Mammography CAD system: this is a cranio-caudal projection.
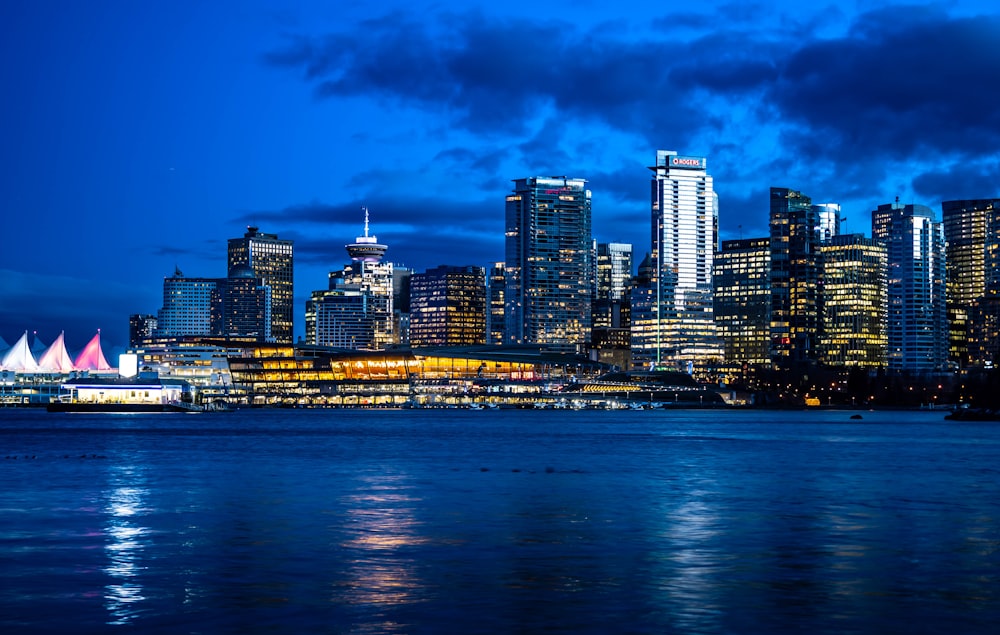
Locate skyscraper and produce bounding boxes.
[212,265,272,340]
[769,187,821,369]
[591,242,632,368]
[872,200,947,373]
[155,269,218,337]
[942,199,1000,367]
[409,265,486,347]
[818,234,887,367]
[306,212,394,350]
[487,263,506,345]
[714,237,771,369]
[504,176,592,351]
[228,227,294,343]
[633,150,720,370]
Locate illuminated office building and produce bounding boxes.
[212,265,272,341]
[872,200,947,372]
[409,265,486,347]
[505,177,592,351]
[487,263,506,345]
[942,199,1000,367]
[769,187,821,369]
[818,235,887,367]
[591,242,632,367]
[632,151,721,371]
[228,227,294,343]
[713,238,771,368]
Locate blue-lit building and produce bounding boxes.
[872,200,947,373]
[505,177,593,352]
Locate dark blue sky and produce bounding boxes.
[2,0,998,352]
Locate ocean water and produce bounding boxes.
[1,407,998,634]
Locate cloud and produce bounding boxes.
[771,10,1000,163]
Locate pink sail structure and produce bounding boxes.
[1,331,40,371]
[74,331,112,371]
[37,331,76,372]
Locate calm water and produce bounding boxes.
[1,407,998,634]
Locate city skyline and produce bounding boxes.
[2,0,999,347]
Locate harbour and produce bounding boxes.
[2,407,998,634]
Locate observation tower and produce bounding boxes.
[345,208,388,263]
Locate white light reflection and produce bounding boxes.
[334,474,428,610]
[103,469,150,625]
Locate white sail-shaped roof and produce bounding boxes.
[1,331,40,371]
[74,332,112,371]
[37,331,76,372]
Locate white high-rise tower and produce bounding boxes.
[632,150,722,371]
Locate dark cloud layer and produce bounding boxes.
[268,4,1000,215]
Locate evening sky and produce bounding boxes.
[1,0,998,351]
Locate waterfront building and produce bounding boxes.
[818,234,887,367]
[504,176,593,351]
[410,265,486,347]
[872,200,947,373]
[632,151,721,371]
[306,212,394,350]
[228,227,294,343]
[211,265,272,341]
[128,314,158,348]
[487,263,506,345]
[713,238,771,370]
[227,343,606,407]
[942,198,1000,367]
[769,187,821,369]
[155,269,219,337]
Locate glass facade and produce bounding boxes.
[410,265,486,347]
[634,150,721,371]
[942,199,1000,367]
[487,263,506,345]
[818,235,887,367]
[228,227,294,343]
[714,238,771,368]
[872,202,947,372]
[769,187,820,369]
[504,177,593,351]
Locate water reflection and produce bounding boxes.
[102,467,150,625]
[334,473,427,613]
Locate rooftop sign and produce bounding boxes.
[669,155,706,170]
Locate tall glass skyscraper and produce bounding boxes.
[818,234,887,367]
[504,177,592,351]
[942,199,1000,367]
[228,227,294,343]
[714,237,771,369]
[769,187,820,369]
[872,201,947,373]
[632,150,720,370]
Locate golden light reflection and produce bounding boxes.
[334,475,428,607]
[103,468,149,626]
